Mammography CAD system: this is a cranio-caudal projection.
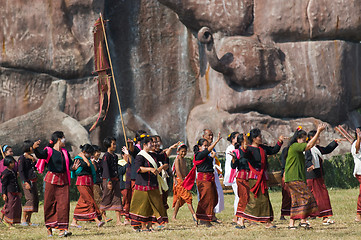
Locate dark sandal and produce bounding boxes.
[235,225,246,229]
[299,222,312,229]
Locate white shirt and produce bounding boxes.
[224,144,235,186]
[352,140,361,177]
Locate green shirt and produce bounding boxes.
[284,142,307,183]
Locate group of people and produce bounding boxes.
[225,124,361,230]
[0,124,361,236]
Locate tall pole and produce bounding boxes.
[0,145,5,159]
[100,13,128,148]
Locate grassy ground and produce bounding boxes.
[0,188,360,239]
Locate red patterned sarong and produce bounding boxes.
[196,172,218,222]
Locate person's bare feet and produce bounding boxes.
[172,217,177,221]
[124,219,131,225]
[355,215,361,222]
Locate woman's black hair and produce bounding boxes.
[154,135,162,142]
[249,128,261,144]
[140,136,153,147]
[234,134,244,149]
[49,131,65,147]
[288,129,307,148]
[103,136,116,149]
[193,138,208,153]
[227,131,239,143]
[79,144,95,154]
[92,145,101,152]
[4,156,15,167]
[134,130,147,142]
[307,130,317,140]
[22,140,34,153]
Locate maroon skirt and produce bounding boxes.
[1,192,21,224]
[235,178,250,217]
[196,172,218,221]
[307,177,333,217]
[73,185,101,221]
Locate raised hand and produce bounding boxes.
[317,123,326,132]
[122,146,129,155]
[357,128,361,139]
[72,159,81,170]
[33,140,41,149]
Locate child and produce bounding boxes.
[1,156,22,228]
[71,144,104,228]
[91,145,103,207]
[172,143,196,222]
[100,137,123,225]
[18,140,39,226]
[118,146,131,225]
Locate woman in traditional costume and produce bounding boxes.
[237,128,283,229]
[33,131,79,237]
[284,124,325,229]
[100,136,123,225]
[71,144,104,228]
[129,136,168,231]
[230,134,250,227]
[305,130,343,225]
[182,133,221,227]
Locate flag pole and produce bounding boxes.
[0,145,5,159]
[99,13,128,148]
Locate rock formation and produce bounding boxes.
[158,0,361,153]
[1,0,360,155]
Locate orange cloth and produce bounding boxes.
[172,177,193,208]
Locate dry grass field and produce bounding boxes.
[0,188,360,239]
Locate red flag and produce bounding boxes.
[89,17,111,132]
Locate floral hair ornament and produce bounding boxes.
[306,137,309,141]
[228,134,231,138]
[246,133,250,137]
[133,138,137,142]
[297,126,303,131]
[49,140,53,144]
[140,134,146,138]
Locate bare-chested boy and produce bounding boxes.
[172,143,196,222]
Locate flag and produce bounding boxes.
[89,17,111,132]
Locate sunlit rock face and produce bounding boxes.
[158,0,361,152]
[1,0,361,154]
[0,0,200,152]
